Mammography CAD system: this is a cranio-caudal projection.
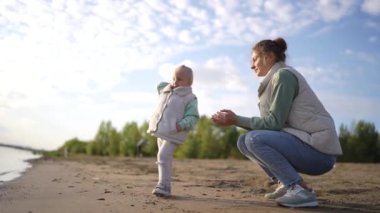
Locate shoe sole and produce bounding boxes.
[152,189,171,197]
[277,200,318,208]
[153,192,171,197]
[265,196,282,200]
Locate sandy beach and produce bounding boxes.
[0,156,379,213]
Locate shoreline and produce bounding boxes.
[0,156,379,213]
[0,147,42,183]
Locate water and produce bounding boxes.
[0,146,42,184]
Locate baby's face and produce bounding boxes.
[171,70,191,88]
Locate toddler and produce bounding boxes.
[147,65,199,197]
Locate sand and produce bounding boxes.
[0,156,379,213]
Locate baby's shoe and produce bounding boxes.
[152,184,171,197]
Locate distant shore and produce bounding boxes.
[0,142,45,153]
[0,156,379,213]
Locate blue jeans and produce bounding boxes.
[237,130,336,187]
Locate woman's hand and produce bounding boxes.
[211,109,237,126]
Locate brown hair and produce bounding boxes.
[253,37,287,62]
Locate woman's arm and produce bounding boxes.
[235,70,298,130]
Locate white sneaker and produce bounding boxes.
[276,184,318,208]
[152,184,171,197]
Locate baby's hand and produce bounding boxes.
[176,123,182,132]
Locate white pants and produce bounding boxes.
[156,138,177,187]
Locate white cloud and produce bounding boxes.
[369,36,378,43]
[161,26,177,39]
[194,57,249,92]
[178,30,197,44]
[364,20,380,34]
[264,0,295,23]
[344,49,377,64]
[293,64,348,87]
[169,0,190,10]
[158,63,179,82]
[110,91,156,106]
[361,0,380,16]
[316,0,356,22]
[308,25,333,37]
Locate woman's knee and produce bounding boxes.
[236,134,247,153]
[244,131,268,153]
[237,131,265,154]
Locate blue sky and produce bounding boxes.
[1,0,379,150]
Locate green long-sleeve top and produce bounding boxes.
[235,69,299,130]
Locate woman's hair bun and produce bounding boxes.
[273,37,287,53]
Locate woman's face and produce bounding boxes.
[251,51,274,77]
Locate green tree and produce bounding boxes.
[59,116,379,162]
[138,121,157,157]
[174,116,244,159]
[55,137,88,156]
[108,127,121,156]
[174,116,214,158]
[338,120,379,162]
[120,121,141,157]
[220,126,243,159]
[197,116,220,158]
[175,128,201,159]
[87,121,118,156]
[337,124,351,162]
[354,121,378,162]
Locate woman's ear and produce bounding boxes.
[263,52,275,65]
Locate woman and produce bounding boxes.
[211,37,342,208]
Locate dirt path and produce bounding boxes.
[0,156,379,213]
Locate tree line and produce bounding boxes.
[46,116,380,163]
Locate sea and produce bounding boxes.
[0,146,42,184]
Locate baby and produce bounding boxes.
[147,65,199,197]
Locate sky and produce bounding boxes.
[1,0,380,150]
